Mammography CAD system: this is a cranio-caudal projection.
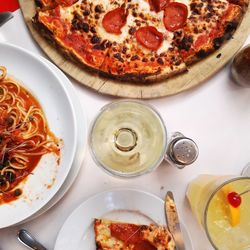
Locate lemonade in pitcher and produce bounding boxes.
[186,175,250,250]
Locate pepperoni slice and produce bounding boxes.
[110,223,143,244]
[163,2,188,32]
[102,7,127,34]
[135,26,163,51]
[149,0,170,12]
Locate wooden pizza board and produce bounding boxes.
[19,0,250,99]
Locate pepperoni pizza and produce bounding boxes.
[94,218,176,250]
[33,0,249,82]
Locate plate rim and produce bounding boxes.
[0,42,78,228]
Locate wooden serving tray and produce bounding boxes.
[19,0,250,99]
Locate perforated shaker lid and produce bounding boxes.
[168,137,198,166]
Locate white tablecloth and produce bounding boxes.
[0,10,250,250]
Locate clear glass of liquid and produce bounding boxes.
[89,100,168,178]
[186,175,250,250]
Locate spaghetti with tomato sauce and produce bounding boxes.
[0,66,60,204]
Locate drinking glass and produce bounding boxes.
[186,175,250,250]
[231,45,250,87]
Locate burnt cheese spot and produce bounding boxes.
[135,20,141,26]
[175,59,182,66]
[139,13,144,18]
[131,55,139,61]
[178,36,193,51]
[83,9,90,16]
[71,13,89,32]
[99,40,112,49]
[190,3,202,15]
[114,53,124,62]
[205,12,213,18]
[213,37,224,49]
[78,23,89,32]
[194,27,199,34]
[157,58,164,65]
[197,49,209,58]
[14,189,22,197]
[225,21,238,33]
[224,21,239,39]
[132,11,138,17]
[90,27,97,33]
[129,27,136,35]
[93,40,110,50]
[122,47,127,54]
[105,41,112,48]
[95,4,103,13]
[91,35,101,44]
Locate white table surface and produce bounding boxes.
[0,10,250,250]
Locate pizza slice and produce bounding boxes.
[94,219,176,250]
[172,1,245,65]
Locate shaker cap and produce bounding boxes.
[168,137,198,166]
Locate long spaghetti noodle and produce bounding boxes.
[0,66,60,203]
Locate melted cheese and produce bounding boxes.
[60,6,74,20]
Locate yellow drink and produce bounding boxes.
[187,175,250,250]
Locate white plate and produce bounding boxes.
[20,54,87,223]
[0,43,77,228]
[54,189,193,250]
